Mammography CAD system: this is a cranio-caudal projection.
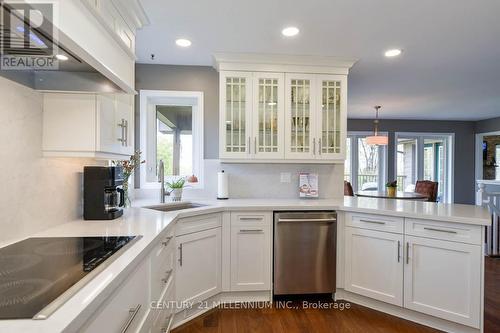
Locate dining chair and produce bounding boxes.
[344,181,354,197]
[415,180,439,202]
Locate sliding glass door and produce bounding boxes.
[345,133,387,192]
[395,133,453,203]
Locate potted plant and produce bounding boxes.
[112,150,145,207]
[167,178,186,202]
[386,180,397,197]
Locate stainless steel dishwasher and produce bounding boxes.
[274,211,337,295]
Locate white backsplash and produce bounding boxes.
[0,77,101,245]
[135,159,344,201]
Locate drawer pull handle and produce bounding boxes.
[178,244,183,267]
[359,219,386,225]
[162,236,173,246]
[161,269,174,283]
[239,229,264,233]
[120,304,141,333]
[423,227,457,234]
[239,217,264,221]
[278,218,336,223]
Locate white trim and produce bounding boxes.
[346,131,389,192]
[139,90,204,190]
[213,53,357,75]
[475,130,500,183]
[394,132,455,203]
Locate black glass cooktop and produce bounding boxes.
[0,236,138,320]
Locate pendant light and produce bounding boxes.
[366,105,388,145]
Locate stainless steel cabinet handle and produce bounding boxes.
[406,242,410,264]
[178,244,183,266]
[161,269,173,283]
[423,227,457,234]
[117,119,126,145]
[359,219,386,225]
[397,241,401,263]
[248,137,251,154]
[254,137,257,154]
[123,120,128,146]
[318,138,322,155]
[162,236,173,246]
[239,217,263,221]
[313,138,316,155]
[278,218,337,223]
[120,304,141,333]
[239,229,264,233]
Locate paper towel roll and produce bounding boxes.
[217,170,229,200]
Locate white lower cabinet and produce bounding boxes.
[230,212,272,291]
[344,227,403,306]
[344,214,483,330]
[404,235,481,328]
[81,260,149,333]
[175,227,222,305]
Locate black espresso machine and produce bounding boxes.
[84,166,125,220]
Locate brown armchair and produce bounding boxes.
[415,180,439,202]
[344,181,354,197]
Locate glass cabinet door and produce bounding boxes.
[220,72,252,158]
[253,73,284,158]
[317,75,346,159]
[285,74,316,159]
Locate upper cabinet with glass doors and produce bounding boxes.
[215,53,355,163]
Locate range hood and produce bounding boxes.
[0,2,127,93]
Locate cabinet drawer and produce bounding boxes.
[176,213,222,236]
[231,212,272,225]
[405,218,482,245]
[151,230,175,300]
[346,212,403,234]
[81,260,148,333]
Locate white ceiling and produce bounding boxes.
[136,0,500,121]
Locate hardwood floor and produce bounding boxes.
[173,257,500,333]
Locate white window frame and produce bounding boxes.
[346,131,388,192]
[475,130,500,183]
[139,90,204,189]
[394,132,454,203]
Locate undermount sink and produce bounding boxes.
[144,202,207,212]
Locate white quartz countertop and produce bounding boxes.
[0,196,490,332]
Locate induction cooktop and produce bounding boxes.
[0,236,141,320]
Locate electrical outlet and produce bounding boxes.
[280,172,291,183]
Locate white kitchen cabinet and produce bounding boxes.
[175,228,222,305]
[404,235,482,328]
[344,227,404,306]
[43,92,134,159]
[215,54,354,163]
[81,260,149,333]
[252,72,285,159]
[284,74,346,161]
[219,71,253,159]
[230,212,272,291]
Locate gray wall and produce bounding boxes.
[348,119,476,204]
[135,64,219,159]
[475,116,500,134]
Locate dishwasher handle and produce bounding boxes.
[278,218,336,223]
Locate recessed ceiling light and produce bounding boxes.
[384,49,402,57]
[281,26,299,37]
[175,38,192,47]
[55,54,68,61]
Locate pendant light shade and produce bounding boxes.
[366,105,388,146]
